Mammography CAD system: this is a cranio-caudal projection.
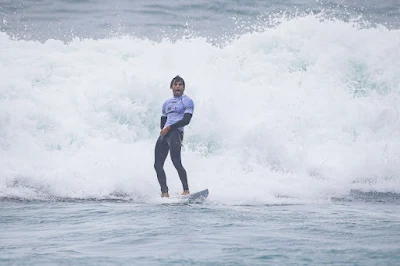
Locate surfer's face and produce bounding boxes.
[171,81,184,97]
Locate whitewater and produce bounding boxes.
[1,15,400,204]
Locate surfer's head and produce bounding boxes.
[170,75,185,88]
[170,75,185,97]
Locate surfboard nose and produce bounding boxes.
[186,188,209,203]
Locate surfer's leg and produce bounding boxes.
[154,136,169,193]
[168,130,189,191]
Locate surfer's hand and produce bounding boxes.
[160,126,171,136]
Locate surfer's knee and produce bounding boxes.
[171,157,183,168]
[154,162,162,171]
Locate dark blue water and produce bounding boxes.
[1,199,400,265]
[1,0,400,41]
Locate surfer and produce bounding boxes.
[154,75,194,198]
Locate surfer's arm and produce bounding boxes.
[160,116,167,129]
[160,100,168,129]
[169,113,192,129]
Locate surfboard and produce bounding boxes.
[183,188,209,203]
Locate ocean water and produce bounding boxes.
[1,0,400,265]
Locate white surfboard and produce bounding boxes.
[183,188,209,203]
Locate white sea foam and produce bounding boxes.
[1,15,399,203]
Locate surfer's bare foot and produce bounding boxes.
[161,192,169,198]
[182,190,190,195]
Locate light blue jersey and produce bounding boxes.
[162,94,194,132]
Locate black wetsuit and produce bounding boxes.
[154,113,192,193]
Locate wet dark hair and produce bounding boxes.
[170,75,185,88]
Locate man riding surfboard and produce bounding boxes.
[154,75,194,198]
